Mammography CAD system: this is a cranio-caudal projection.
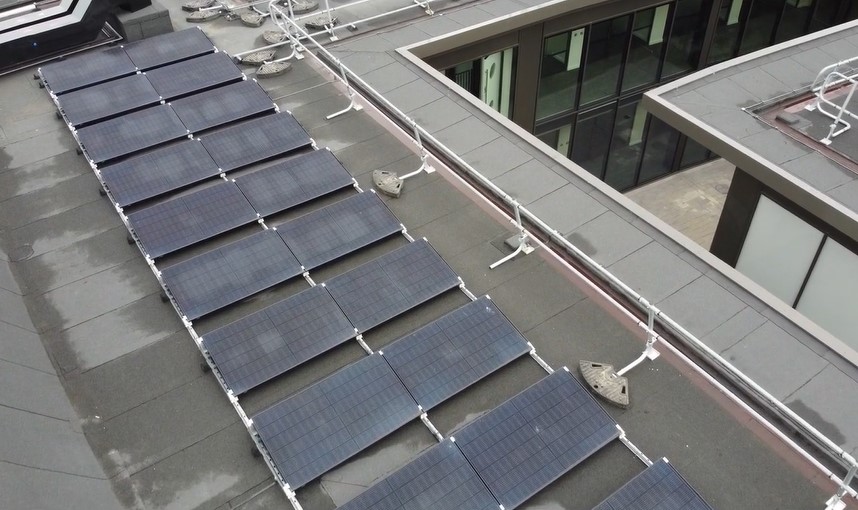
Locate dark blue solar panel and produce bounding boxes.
[40,46,137,94]
[233,149,353,217]
[277,192,402,270]
[76,104,189,164]
[170,80,275,133]
[127,181,258,258]
[123,28,214,70]
[199,113,312,171]
[203,285,355,395]
[58,74,160,127]
[454,369,619,510]
[160,229,302,320]
[144,52,243,99]
[325,239,461,333]
[593,459,714,510]
[99,139,221,207]
[339,439,499,510]
[383,297,530,410]
[252,354,420,489]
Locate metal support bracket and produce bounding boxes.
[490,202,534,269]
[373,120,434,197]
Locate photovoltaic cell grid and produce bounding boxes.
[127,181,258,259]
[144,52,243,99]
[58,74,160,127]
[76,104,189,164]
[169,80,276,133]
[202,285,355,395]
[122,28,214,70]
[454,369,620,510]
[339,439,499,510]
[593,459,714,510]
[277,192,402,270]
[99,139,221,207]
[252,354,420,489]
[325,239,461,333]
[40,46,137,94]
[383,297,530,411]
[233,149,353,217]
[200,113,312,171]
[160,229,302,320]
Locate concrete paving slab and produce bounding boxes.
[722,321,829,400]
[760,56,817,89]
[0,258,20,294]
[493,158,567,204]
[828,179,858,213]
[0,358,74,419]
[701,306,768,353]
[608,242,701,303]
[463,136,533,179]
[384,78,445,112]
[0,130,78,171]
[339,51,397,74]
[272,82,343,115]
[0,287,35,331]
[0,320,53,373]
[446,240,543,296]
[416,13,463,36]
[528,185,608,235]
[0,150,92,202]
[408,96,471,132]
[442,5,495,26]
[0,461,119,510]
[695,78,758,109]
[435,114,500,154]
[379,25,432,48]
[362,61,419,93]
[303,109,387,151]
[411,202,508,257]
[380,175,471,228]
[739,128,812,164]
[333,131,416,175]
[787,365,858,454]
[0,109,65,146]
[0,171,101,229]
[730,69,793,101]
[782,153,856,193]
[567,211,652,267]
[657,276,748,339]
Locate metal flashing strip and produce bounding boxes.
[144,51,244,100]
[199,113,312,172]
[593,458,714,510]
[122,27,215,71]
[75,104,188,164]
[169,80,276,134]
[252,354,421,489]
[57,73,160,127]
[202,285,355,395]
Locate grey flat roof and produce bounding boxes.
[0,2,856,509]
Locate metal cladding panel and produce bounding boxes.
[234,149,353,217]
[325,239,461,333]
[127,181,258,258]
[454,370,619,510]
[339,439,499,510]
[199,113,312,171]
[123,28,215,70]
[58,74,161,127]
[593,459,714,510]
[160,229,302,320]
[144,52,243,99]
[202,285,355,394]
[76,104,188,164]
[99,139,220,207]
[383,297,530,411]
[252,354,420,489]
[40,46,137,94]
[277,192,402,270]
[169,80,275,133]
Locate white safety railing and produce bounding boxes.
[805,56,858,145]
[267,6,858,508]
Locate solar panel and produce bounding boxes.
[252,354,420,489]
[170,80,276,133]
[454,369,619,510]
[76,104,189,164]
[57,74,161,127]
[593,459,714,510]
[160,229,302,320]
[233,149,353,217]
[127,181,258,259]
[199,113,312,172]
[325,239,461,333]
[383,297,530,411]
[39,46,137,94]
[339,439,499,510]
[122,28,215,70]
[202,285,355,395]
[144,52,243,99]
[99,139,221,207]
[277,192,402,270]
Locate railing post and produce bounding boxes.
[826,463,857,510]
[490,201,534,269]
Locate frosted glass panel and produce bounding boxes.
[736,196,823,305]
[796,239,858,349]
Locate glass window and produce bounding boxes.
[663,0,710,77]
[480,47,516,119]
[775,0,813,43]
[537,123,573,158]
[622,5,670,91]
[738,0,782,55]
[605,100,647,190]
[571,105,616,178]
[678,136,712,169]
[580,15,631,106]
[809,0,843,31]
[446,61,478,95]
[637,116,680,183]
[708,0,746,64]
[536,29,584,121]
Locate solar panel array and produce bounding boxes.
[594,459,714,510]
[59,74,161,127]
[252,354,421,488]
[145,52,244,99]
[200,113,312,171]
[277,191,402,270]
[122,28,215,70]
[169,80,276,133]
[76,104,189,164]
